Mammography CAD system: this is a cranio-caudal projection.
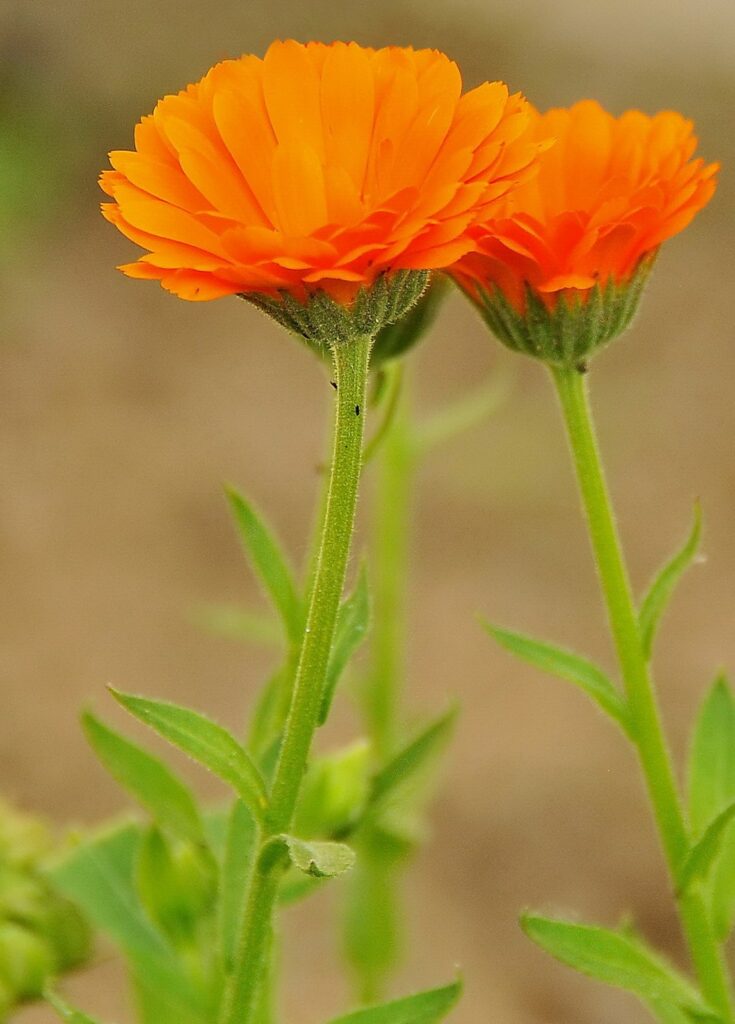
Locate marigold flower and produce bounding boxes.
[100,40,540,317]
[452,100,719,365]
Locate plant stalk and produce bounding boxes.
[551,364,734,1022]
[221,334,372,1024]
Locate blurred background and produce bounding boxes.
[1,1,734,1021]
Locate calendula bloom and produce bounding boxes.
[100,39,540,336]
[452,100,719,365]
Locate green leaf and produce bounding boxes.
[344,858,401,1002]
[45,990,104,1024]
[483,622,630,734]
[262,835,356,879]
[218,800,256,971]
[325,979,461,1024]
[320,564,371,724]
[372,706,457,806]
[677,802,735,895]
[192,603,281,647]
[225,486,302,643]
[110,690,268,820]
[639,504,702,659]
[522,914,713,1017]
[688,676,735,941]
[82,713,204,844]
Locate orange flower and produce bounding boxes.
[453,99,719,312]
[100,40,541,304]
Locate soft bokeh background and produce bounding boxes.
[1,1,734,1021]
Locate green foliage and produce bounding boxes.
[677,803,735,896]
[371,706,457,807]
[483,622,630,733]
[110,690,268,821]
[344,858,401,1004]
[261,835,356,879]
[225,486,303,644]
[45,990,105,1024]
[319,565,371,724]
[325,979,462,1024]
[295,741,371,840]
[191,605,281,647]
[688,676,735,940]
[522,914,715,1020]
[639,504,702,660]
[217,801,257,971]
[82,713,204,845]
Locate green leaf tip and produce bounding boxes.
[325,978,462,1023]
[677,801,735,895]
[225,484,303,643]
[109,688,268,821]
[639,502,703,659]
[371,703,458,806]
[482,620,630,734]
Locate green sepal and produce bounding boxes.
[225,486,303,644]
[639,503,702,659]
[472,256,653,368]
[260,835,356,879]
[522,914,715,1019]
[242,270,430,352]
[82,712,204,845]
[687,675,735,940]
[677,802,735,896]
[482,621,630,734]
[110,689,268,821]
[319,564,371,724]
[325,979,462,1024]
[371,276,448,366]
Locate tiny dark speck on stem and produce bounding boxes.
[355,404,361,416]
[330,381,337,390]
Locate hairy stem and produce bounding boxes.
[551,364,733,1022]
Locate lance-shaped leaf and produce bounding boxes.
[483,622,630,734]
[45,991,104,1024]
[371,705,457,806]
[320,565,371,724]
[325,979,461,1024]
[110,690,268,821]
[261,835,356,879]
[225,485,302,643]
[688,675,735,941]
[677,802,735,895]
[639,504,702,659]
[82,713,204,844]
[192,603,281,647]
[522,915,714,1018]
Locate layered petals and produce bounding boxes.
[452,99,719,311]
[101,40,542,302]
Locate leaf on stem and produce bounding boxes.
[225,486,303,643]
[82,713,204,845]
[522,914,714,1018]
[687,675,735,940]
[371,705,458,806]
[261,835,356,879]
[319,564,371,724]
[325,979,462,1023]
[45,990,105,1024]
[482,622,631,734]
[110,689,268,821]
[638,503,702,660]
[677,802,735,895]
[191,603,282,647]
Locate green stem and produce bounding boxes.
[221,334,372,1024]
[551,364,734,1022]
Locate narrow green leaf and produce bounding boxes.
[45,991,104,1024]
[218,800,256,971]
[372,706,457,805]
[82,713,204,844]
[262,835,356,879]
[483,622,630,733]
[688,675,735,940]
[320,565,371,724]
[192,603,281,647]
[344,859,401,1002]
[110,690,268,820]
[326,979,461,1024]
[522,914,712,1017]
[225,486,302,642]
[677,802,735,895]
[639,504,702,659]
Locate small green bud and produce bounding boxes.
[135,828,216,947]
[0,922,54,1000]
[295,741,371,840]
[471,256,654,369]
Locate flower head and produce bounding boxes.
[452,100,718,365]
[100,40,540,313]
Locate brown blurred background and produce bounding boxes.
[1,1,734,1021]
